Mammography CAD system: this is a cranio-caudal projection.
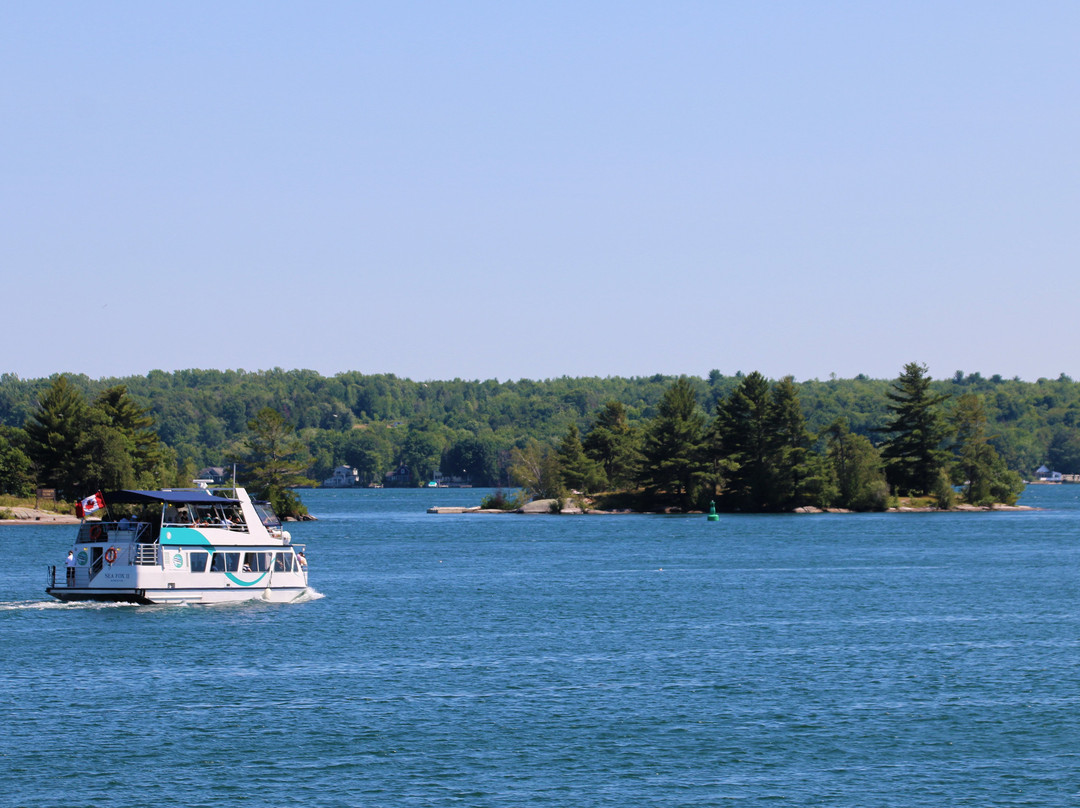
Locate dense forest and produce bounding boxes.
[0,365,1076,511]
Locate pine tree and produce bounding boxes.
[582,400,639,488]
[768,376,814,508]
[712,371,776,510]
[83,385,172,490]
[639,378,707,507]
[23,375,90,499]
[557,424,604,493]
[952,392,1024,505]
[709,373,816,511]
[238,408,312,516]
[880,362,951,496]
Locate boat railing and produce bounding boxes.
[162,520,249,533]
[133,544,161,566]
[49,563,96,589]
[78,522,108,543]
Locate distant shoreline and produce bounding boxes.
[428,499,1036,515]
[0,507,79,525]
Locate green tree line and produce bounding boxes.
[538,363,1023,511]
[0,365,1070,508]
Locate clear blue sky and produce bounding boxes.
[3,2,1078,383]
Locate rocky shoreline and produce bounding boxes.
[429,499,1034,515]
[0,507,80,525]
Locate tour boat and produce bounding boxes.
[46,486,309,605]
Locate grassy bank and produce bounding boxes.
[0,495,74,515]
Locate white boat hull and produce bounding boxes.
[46,584,310,605]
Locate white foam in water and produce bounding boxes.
[0,591,323,610]
[0,600,134,611]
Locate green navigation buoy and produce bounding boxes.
[707,500,719,522]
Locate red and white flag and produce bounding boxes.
[80,491,105,515]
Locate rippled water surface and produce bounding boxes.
[3,486,1080,807]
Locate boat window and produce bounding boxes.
[194,506,226,526]
[274,552,292,572]
[224,552,240,572]
[210,553,225,572]
[163,505,193,525]
[242,552,271,572]
[190,551,209,573]
[254,502,282,529]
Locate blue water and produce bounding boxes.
[3,486,1080,807]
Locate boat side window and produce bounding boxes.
[164,506,185,525]
[224,552,240,572]
[274,552,292,572]
[190,551,209,573]
[210,553,225,572]
[243,552,271,572]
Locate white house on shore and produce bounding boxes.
[1035,465,1063,483]
[323,465,360,488]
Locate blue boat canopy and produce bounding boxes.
[104,489,240,506]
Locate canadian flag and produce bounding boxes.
[80,491,105,515]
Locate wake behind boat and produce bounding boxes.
[46,486,309,605]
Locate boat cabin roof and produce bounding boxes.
[104,489,241,506]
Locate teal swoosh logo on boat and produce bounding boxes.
[225,571,269,587]
[162,528,270,586]
[161,528,212,546]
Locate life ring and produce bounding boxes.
[104,547,118,564]
[90,525,104,541]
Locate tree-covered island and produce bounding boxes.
[523,363,1022,513]
[1,362,1074,515]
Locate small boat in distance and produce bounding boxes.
[46,486,309,605]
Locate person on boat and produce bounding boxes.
[65,551,76,584]
[296,551,307,569]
